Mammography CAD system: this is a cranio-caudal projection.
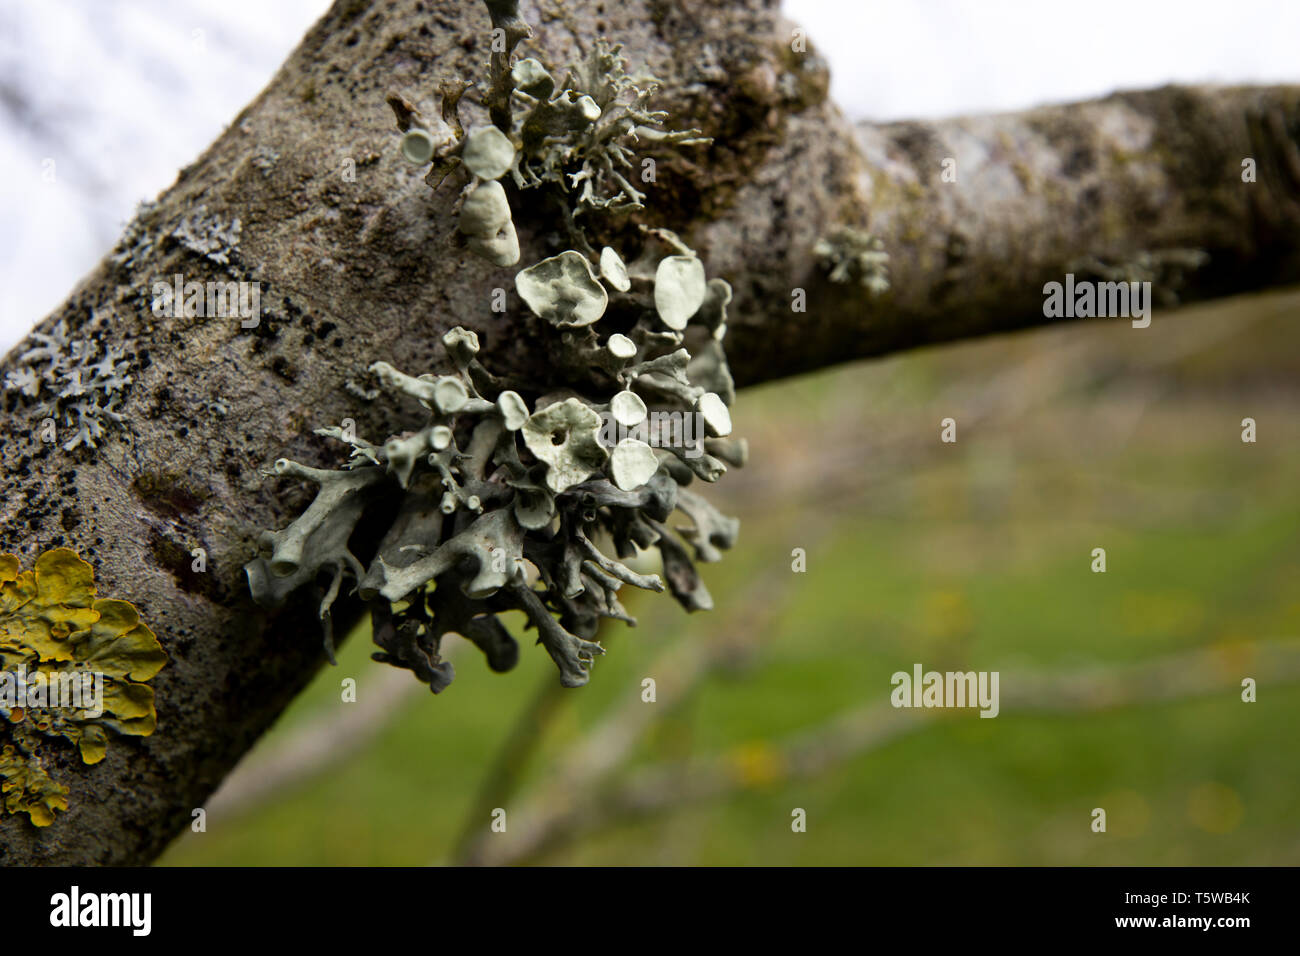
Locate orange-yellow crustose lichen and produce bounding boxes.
[0,549,165,826]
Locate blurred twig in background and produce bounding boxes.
[446,514,839,864]
[203,662,425,825]
[450,673,568,863]
[463,640,1300,865]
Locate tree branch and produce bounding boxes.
[714,83,1300,383]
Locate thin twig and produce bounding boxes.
[472,639,1299,865]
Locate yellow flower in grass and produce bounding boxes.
[728,740,786,789]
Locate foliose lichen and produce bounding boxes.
[507,41,710,215]
[1066,248,1209,307]
[815,226,891,294]
[170,204,243,267]
[2,314,135,451]
[393,1,708,262]
[0,549,166,826]
[110,197,247,279]
[246,0,744,694]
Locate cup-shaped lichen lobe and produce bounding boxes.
[516,251,609,328]
[461,126,516,181]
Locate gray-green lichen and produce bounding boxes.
[171,204,242,267]
[516,251,608,326]
[245,1,742,693]
[392,15,709,265]
[109,198,248,280]
[1066,248,1209,307]
[509,42,710,214]
[2,314,134,451]
[815,226,891,294]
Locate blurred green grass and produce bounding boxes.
[161,288,1300,865]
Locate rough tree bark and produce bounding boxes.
[0,0,1297,864]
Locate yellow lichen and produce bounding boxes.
[0,745,68,826]
[0,548,165,826]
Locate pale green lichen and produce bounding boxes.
[654,254,708,330]
[815,226,891,294]
[609,438,658,491]
[0,549,166,826]
[171,204,242,266]
[599,246,631,292]
[1066,248,1209,307]
[3,316,135,451]
[461,126,517,180]
[510,42,710,214]
[400,128,436,165]
[516,251,608,327]
[521,397,609,493]
[389,10,708,264]
[609,389,647,427]
[246,1,742,694]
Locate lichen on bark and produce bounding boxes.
[0,549,165,826]
[245,0,744,693]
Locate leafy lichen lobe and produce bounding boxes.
[0,549,166,826]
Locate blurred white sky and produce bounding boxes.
[2,0,1298,352]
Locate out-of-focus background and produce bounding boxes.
[1,1,1296,864]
